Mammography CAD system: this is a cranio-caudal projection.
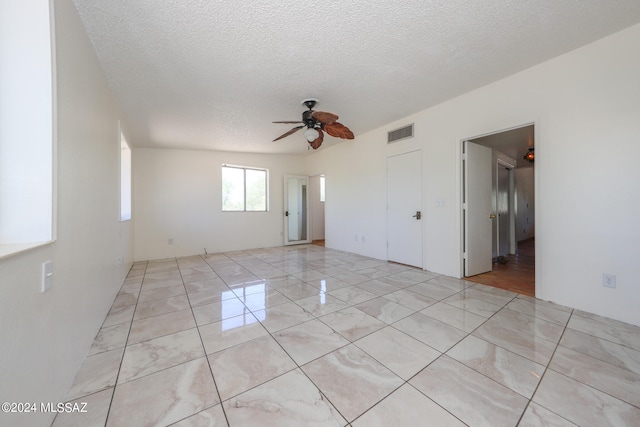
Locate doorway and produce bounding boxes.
[284,175,310,245]
[462,124,535,296]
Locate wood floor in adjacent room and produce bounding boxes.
[465,238,535,297]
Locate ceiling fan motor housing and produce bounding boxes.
[302,110,318,128]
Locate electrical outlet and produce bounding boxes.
[602,273,616,289]
[361,236,365,243]
[354,235,358,242]
[168,238,174,245]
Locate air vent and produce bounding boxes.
[387,124,414,143]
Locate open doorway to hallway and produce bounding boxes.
[463,125,535,296]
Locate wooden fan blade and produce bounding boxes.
[273,125,303,141]
[273,121,303,124]
[309,129,324,149]
[323,122,354,139]
[312,111,339,125]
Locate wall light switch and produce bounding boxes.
[42,261,53,292]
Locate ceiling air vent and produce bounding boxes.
[387,124,414,144]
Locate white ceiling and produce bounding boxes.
[71,0,640,154]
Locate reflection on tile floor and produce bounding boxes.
[53,245,640,426]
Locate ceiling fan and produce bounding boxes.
[273,99,354,149]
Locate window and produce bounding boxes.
[0,1,54,257]
[222,165,268,211]
[120,129,132,221]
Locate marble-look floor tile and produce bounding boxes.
[405,281,460,301]
[294,293,350,317]
[66,348,123,400]
[382,289,436,311]
[410,355,528,427]
[352,279,399,296]
[489,309,565,344]
[184,278,228,294]
[138,284,186,303]
[420,302,487,332]
[328,285,378,305]
[472,319,557,365]
[102,304,136,328]
[351,383,465,427]
[133,294,190,321]
[53,388,114,427]
[192,298,251,326]
[302,345,403,422]
[223,369,345,427]
[199,313,267,354]
[393,312,467,352]
[277,282,323,300]
[567,312,640,352]
[291,269,328,282]
[88,323,130,355]
[208,335,296,400]
[228,280,271,298]
[128,308,196,345]
[465,284,517,306]
[119,328,204,384]
[170,404,227,426]
[532,370,640,426]
[187,287,236,307]
[355,297,415,324]
[252,301,315,332]
[446,335,545,398]
[506,297,571,325]
[262,276,305,290]
[354,326,440,380]
[332,272,371,286]
[549,345,640,407]
[107,358,218,427]
[518,402,576,427]
[560,328,640,375]
[319,307,386,341]
[110,292,138,309]
[304,277,351,292]
[239,288,290,311]
[441,292,503,318]
[274,319,350,365]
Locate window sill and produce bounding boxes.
[0,241,53,261]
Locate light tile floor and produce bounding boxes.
[53,245,640,426]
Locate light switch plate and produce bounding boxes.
[42,261,53,292]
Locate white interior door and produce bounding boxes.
[387,151,423,268]
[284,175,310,245]
[464,141,493,276]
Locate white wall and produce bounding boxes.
[0,1,133,426]
[134,148,308,260]
[307,24,640,326]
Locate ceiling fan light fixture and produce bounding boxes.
[304,127,319,142]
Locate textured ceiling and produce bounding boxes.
[71,0,640,154]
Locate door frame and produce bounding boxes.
[283,175,311,246]
[458,121,538,295]
[386,150,424,268]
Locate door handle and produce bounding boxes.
[412,211,421,220]
[489,214,496,219]
[285,211,289,217]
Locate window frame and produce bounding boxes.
[221,164,269,212]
